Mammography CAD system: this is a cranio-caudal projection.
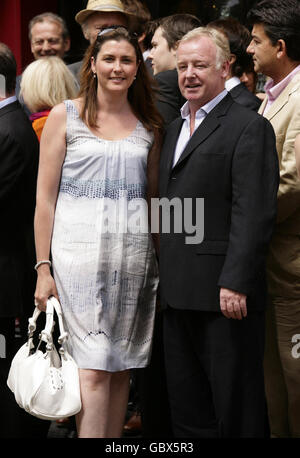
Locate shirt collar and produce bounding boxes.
[265,64,300,102]
[180,89,228,120]
[225,76,241,91]
[143,49,150,61]
[0,95,17,110]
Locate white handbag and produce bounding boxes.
[7,296,82,421]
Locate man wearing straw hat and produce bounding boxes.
[69,0,134,80]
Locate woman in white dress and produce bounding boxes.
[34,26,162,438]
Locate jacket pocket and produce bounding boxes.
[196,240,228,255]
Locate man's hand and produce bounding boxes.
[220,288,247,320]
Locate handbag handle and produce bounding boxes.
[28,297,69,348]
[39,299,56,345]
[27,307,42,336]
[47,296,69,344]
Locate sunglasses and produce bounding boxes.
[97,25,138,39]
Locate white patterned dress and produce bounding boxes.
[51,100,158,371]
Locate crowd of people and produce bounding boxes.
[0,0,299,440]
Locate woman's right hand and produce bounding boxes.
[34,265,59,312]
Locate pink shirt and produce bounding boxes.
[264,64,300,114]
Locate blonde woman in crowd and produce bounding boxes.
[20,56,77,140]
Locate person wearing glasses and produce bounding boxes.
[33,26,162,438]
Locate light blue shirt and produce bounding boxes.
[173,89,228,167]
[0,95,17,110]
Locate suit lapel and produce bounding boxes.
[165,117,184,174]
[174,116,220,168]
[258,96,267,115]
[259,73,300,119]
[174,94,233,169]
[160,117,183,196]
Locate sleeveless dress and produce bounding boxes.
[51,100,158,371]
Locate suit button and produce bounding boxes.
[171,177,177,180]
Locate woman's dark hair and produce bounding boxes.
[247,0,300,62]
[160,14,202,50]
[79,27,163,201]
[208,17,253,77]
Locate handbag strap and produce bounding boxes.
[39,300,55,345]
[47,296,69,344]
[27,307,42,336]
[28,297,69,348]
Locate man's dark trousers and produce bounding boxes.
[163,307,266,437]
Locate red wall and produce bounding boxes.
[0,0,22,73]
[0,0,58,75]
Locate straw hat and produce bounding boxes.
[75,0,134,25]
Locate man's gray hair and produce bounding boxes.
[179,26,231,69]
[28,12,69,41]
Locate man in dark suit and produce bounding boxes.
[159,27,279,437]
[132,14,203,440]
[209,17,261,111]
[0,43,45,437]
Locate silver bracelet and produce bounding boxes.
[34,260,52,271]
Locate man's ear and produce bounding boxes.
[138,32,146,45]
[83,28,90,42]
[171,41,179,56]
[276,39,287,59]
[221,60,230,79]
[229,54,236,66]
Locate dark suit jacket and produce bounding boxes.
[154,69,186,126]
[159,94,279,312]
[67,60,82,84]
[229,82,261,111]
[15,75,31,117]
[0,101,39,317]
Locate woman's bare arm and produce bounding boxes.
[34,103,67,311]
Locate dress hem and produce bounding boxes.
[76,362,151,372]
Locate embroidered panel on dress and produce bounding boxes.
[60,177,146,200]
